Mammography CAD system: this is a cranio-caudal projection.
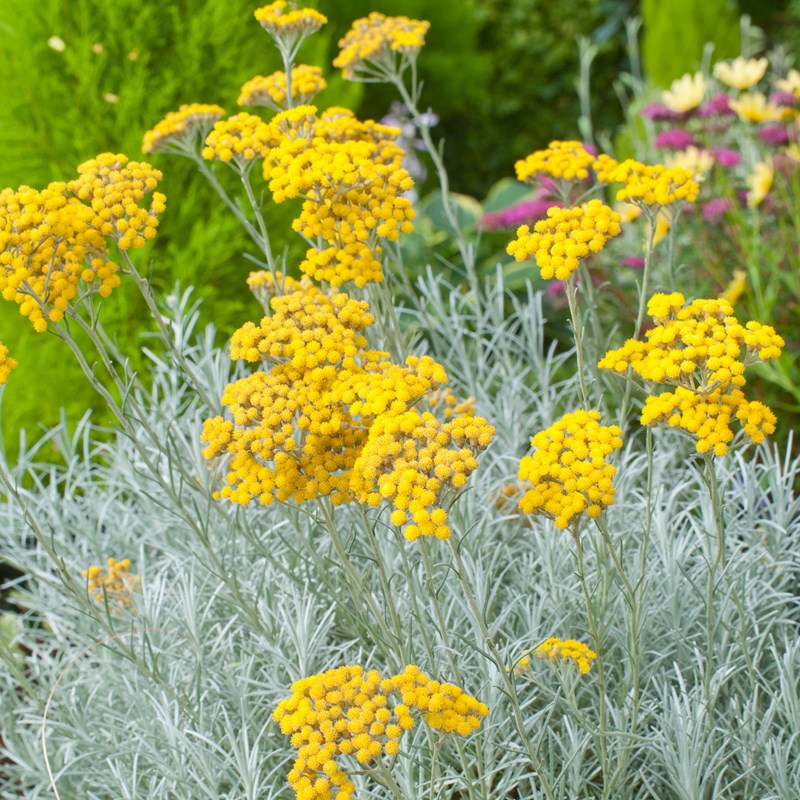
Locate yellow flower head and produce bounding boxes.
[333,12,430,79]
[68,153,166,252]
[598,158,700,208]
[264,106,414,287]
[728,92,786,124]
[202,279,492,515]
[776,68,800,98]
[82,557,140,609]
[274,665,486,800]
[514,141,596,183]
[0,154,165,330]
[506,199,622,281]
[721,270,747,306]
[142,103,225,154]
[713,56,768,90]
[664,146,715,180]
[350,406,495,541]
[746,158,774,208]
[0,341,17,385]
[599,292,784,455]
[254,2,327,43]
[661,71,706,113]
[238,65,327,110]
[517,409,623,529]
[534,637,597,675]
[202,113,278,166]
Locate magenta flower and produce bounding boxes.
[480,197,563,231]
[770,90,800,108]
[654,129,695,149]
[699,93,734,117]
[702,198,733,222]
[620,256,645,269]
[641,102,682,122]
[713,148,740,167]
[757,125,790,147]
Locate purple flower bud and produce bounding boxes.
[480,198,563,231]
[641,102,682,122]
[702,198,733,222]
[757,125,790,147]
[620,256,645,269]
[713,147,740,167]
[699,93,734,117]
[654,129,695,149]
[769,91,800,108]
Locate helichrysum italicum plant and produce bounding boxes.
[2,6,799,800]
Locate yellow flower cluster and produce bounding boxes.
[534,637,597,675]
[350,408,495,541]
[274,664,487,800]
[202,112,278,166]
[254,2,327,40]
[514,141,596,183]
[202,278,494,525]
[333,12,430,79]
[594,157,700,208]
[263,106,415,286]
[506,199,622,281]
[0,341,17,385]
[68,153,166,251]
[517,410,623,529]
[142,103,225,154]
[1,154,165,330]
[238,66,327,110]
[81,557,140,607]
[599,293,783,455]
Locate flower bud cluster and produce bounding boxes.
[594,157,700,207]
[517,409,623,529]
[263,106,415,286]
[81,557,140,607]
[238,66,327,111]
[350,407,495,541]
[534,637,597,675]
[254,2,327,42]
[142,103,225,154]
[1,154,164,330]
[0,341,16,385]
[333,13,430,79]
[202,112,279,166]
[68,153,166,251]
[514,140,596,183]
[599,293,783,455]
[274,664,486,800]
[202,278,494,528]
[506,199,622,281]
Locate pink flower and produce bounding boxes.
[713,148,740,167]
[757,125,790,147]
[620,256,645,269]
[641,102,682,122]
[654,129,695,149]
[702,198,733,222]
[699,93,734,117]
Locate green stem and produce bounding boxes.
[447,537,557,800]
[565,277,591,410]
[574,530,609,791]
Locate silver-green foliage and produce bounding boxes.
[1,273,799,799]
